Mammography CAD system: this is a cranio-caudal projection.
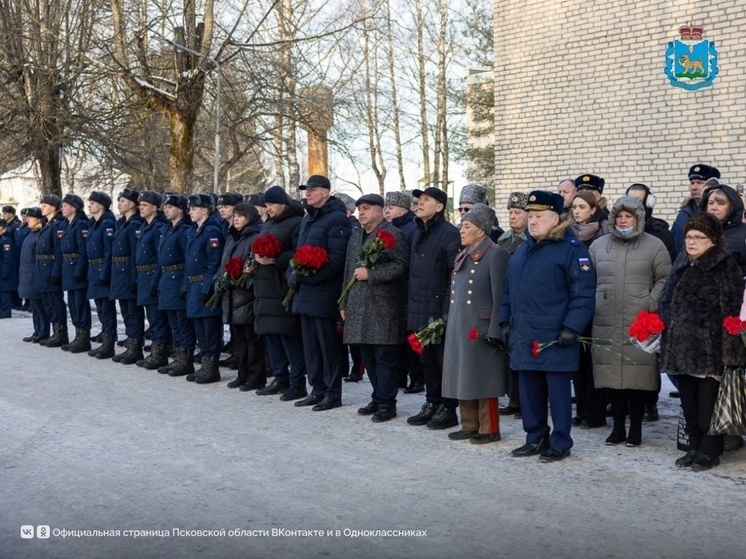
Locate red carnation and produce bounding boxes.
[224,257,245,279]
[723,316,743,336]
[531,340,541,358]
[468,327,479,341]
[629,311,664,342]
[376,229,397,250]
[408,332,425,355]
[291,245,329,274]
[252,234,283,259]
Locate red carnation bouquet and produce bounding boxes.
[205,257,254,308]
[281,244,330,310]
[338,229,397,304]
[723,316,746,347]
[407,317,444,355]
[252,233,283,259]
[629,311,665,353]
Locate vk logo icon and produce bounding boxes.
[20,525,34,539]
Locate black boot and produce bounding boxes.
[140,343,169,370]
[112,338,131,363]
[158,347,181,374]
[94,333,116,360]
[407,402,439,426]
[68,329,91,353]
[169,349,195,378]
[45,323,69,348]
[372,404,397,423]
[605,422,627,445]
[195,354,221,384]
[61,327,81,351]
[625,392,645,447]
[119,338,144,365]
[426,404,459,430]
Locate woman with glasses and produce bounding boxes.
[659,213,745,470]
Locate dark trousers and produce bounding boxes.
[573,344,606,425]
[0,291,12,317]
[340,342,364,377]
[166,309,195,351]
[507,369,520,409]
[359,344,399,405]
[300,315,343,400]
[118,298,144,339]
[231,323,266,387]
[66,288,91,329]
[194,316,222,356]
[265,333,306,387]
[421,343,457,409]
[608,388,648,426]
[144,303,170,344]
[93,297,117,335]
[519,370,573,451]
[678,374,724,457]
[30,299,50,339]
[397,339,424,387]
[41,290,66,324]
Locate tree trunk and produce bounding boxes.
[386,0,406,190]
[414,0,430,188]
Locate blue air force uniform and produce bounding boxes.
[136,212,169,345]
[110,213,145,340]
[498,191,596,456]
[33,210,67,326]
[0,229,18,317]
[58,210,91,330]
[158,215,195,351]
[87,209,117,335]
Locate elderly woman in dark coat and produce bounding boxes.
[443,204,510,444]
[659,213,745,471]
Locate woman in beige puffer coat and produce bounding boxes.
[589,196,672,447]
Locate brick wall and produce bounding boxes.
[492,0,746,226]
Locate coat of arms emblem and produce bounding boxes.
[664,25,718,91]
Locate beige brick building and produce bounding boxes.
[491,0,746,225]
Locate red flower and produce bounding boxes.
[252,234,283,259]
[723,316,744,336]
[468,327,479,341]
[407,332,424,355]
[224,257,245,279]
[376,229,397,250]
[629,311,664,342]
[291,245,329,274]
[531,340,541,358]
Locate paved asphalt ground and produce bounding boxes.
[2,313,746,559]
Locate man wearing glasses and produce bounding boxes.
[457,183,503,241]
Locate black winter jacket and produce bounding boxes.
[218,221,262,325]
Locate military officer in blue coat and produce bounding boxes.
[19,208,49,341]
[36,195,69,348]
[0,219,18,318]
[134,191,170,369]
[183,193,225,384]
[57,194,91,352]
[499,190,596,463]
[156,193,196,377]
[86,191,118,359]
[110,187,145,365]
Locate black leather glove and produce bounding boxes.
[129,282,138,293]
[149,286,158,297]
[557,328,578,347]
[179,291,186,300]
[498,323,510,345]
[50,276,62,286]
[74,275,85,283]
[486,336,502,348]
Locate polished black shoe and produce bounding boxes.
[294,394,324,407]
[691,453,720,471]
[470,433,501,445]
[371,405,397,423]
[539,448,571,463]
[23,335,35,343]
[344,372,363,383]
[256,379,290,396]
[239,382,265,392]
[675,450,698,468]
[605,426,627,446]
[426,405,459,430]
[312,397,342,411]
[511,437,550,457]
[403,382,424,394]
[226,378,244,389]
[643,404,659,422]
[448,429,477,441]
[357,401,379,415]
[280,385,308,401]
[499,404,520,416]
[407,402,439,426]
[579,420,607,429]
